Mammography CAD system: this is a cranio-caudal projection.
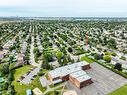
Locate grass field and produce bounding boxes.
[80,56,95,63]
[12,65,46,95]
[108,84,127,95]
[0,21,9,24]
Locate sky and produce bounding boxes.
[0,0,127,17]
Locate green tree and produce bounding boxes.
[3,82,9,90]
[0,45,3,50]
[8,71,13,81]
[94,53,101,60]
[111,52,117,56]
[56,51,63,64]
[108,38,117,49]
[0,64,9,75]
[43,52,53,63]
[103,55,111,63]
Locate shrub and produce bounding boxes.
[103,55,111,63]
[120,56,126,60]
[111,52,117,56]
[68,47,73,53]
[38,72,44,76]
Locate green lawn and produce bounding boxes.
[13,65,33,80]
[108,85,127,95]
[80,56,95,63]
[12,65,46,95]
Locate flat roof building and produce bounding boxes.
[48,61,92,88]
[69,70,92,88]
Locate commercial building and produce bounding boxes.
[48,61,92,88]
[69,70,92,88]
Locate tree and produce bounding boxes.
[0,45,3,50]
[103,55,111,63]
[111,52,117,56]
[43,52,53,63]
[94,53,101,60]
[114,63,122,71]
[68,47,73,53]
[120,56,126,60]
[123,50,127,54]
[3,82,9,90]
[33,47,39,54]
[8,85,15,95]
[108,38,117,49]
[9,46,16,51]
[9,55,15,63]
[103,36,107,45]
[56,51,63,64]
[0,64,9,75]
[8,71,13,81]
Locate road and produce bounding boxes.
[29,36,40,67]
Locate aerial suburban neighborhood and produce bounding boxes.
[0,17,127,95]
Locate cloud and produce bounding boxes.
[0,0,127,17]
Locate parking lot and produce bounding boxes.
[20,67,40,84]
[66,62,127,95]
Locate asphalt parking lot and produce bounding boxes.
[20,67,40,84]
[66,62,127,95]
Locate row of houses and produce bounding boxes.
[16,35,29,66]
[0,36,17,59]
[48,61,93,88]
[0,34,26,67]
[17,34,30,66]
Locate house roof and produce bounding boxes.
[26,89,32,95]
[33,88,44,95]
[63,90,77,95]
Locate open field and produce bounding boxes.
[0,20,21,24]
[0,21,10,24]
[66,62,127,95]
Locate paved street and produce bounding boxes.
[66,62,127,95]
[29,36,40,67]
[37,34,43,53]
